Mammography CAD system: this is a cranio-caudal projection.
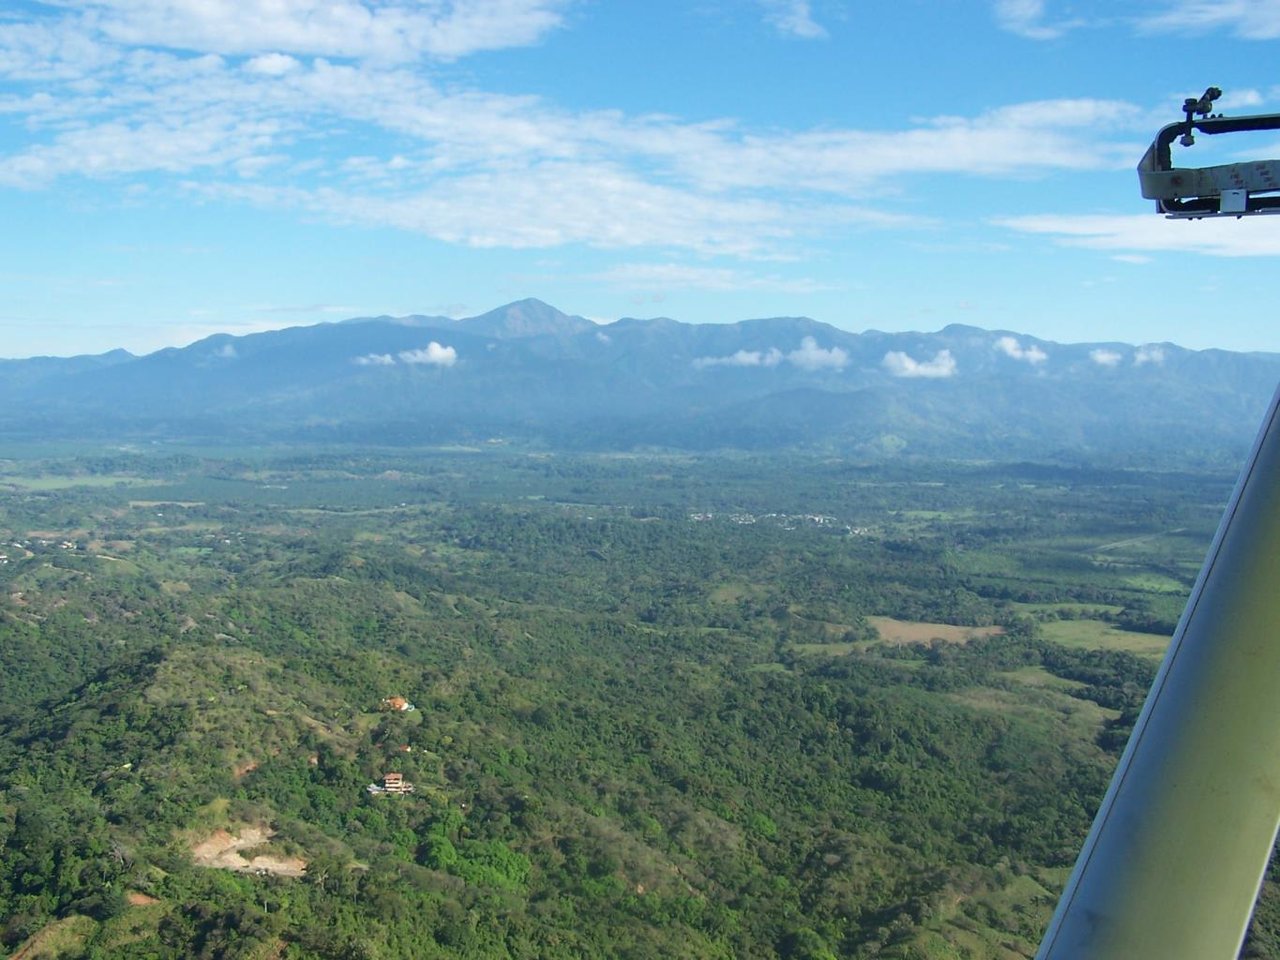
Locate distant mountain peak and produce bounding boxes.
[2,301,1277,462]
[460,299,594,339]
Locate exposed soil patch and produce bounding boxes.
[126,891,161,906]
[190,826,307,878]
[232,759,260,779]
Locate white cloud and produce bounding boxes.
[883,349,957,379]
[758,1,827,39]
[995,335,1047,364]
[354,352,395,365]
[993,0,1084,39]
[1140,1,1280,39]
[788,336,847,371]
[667,99,1142,198]
[0,2,1158,259]
[994,214,1280,258]
[595,331,611,344]
[693,337,845,372]
[399,341,457,366]
[81,0,571,62]
[0,113,284,188]
[0,20,125,82]
[1214,88,1267,112]
[1090,348,1123,367]
[245,53,301,76]
[285,164,800,256]
[214,342,237,358]
[1134,344,1166,366]
[213,181,785,258]
[693,348,784,370]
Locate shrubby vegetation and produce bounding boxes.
[0,450,1265,957]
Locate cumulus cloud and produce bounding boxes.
[995,335,1047,364]
[245,53,302,76]
[882,349,957,379]
[214,342,238,358]
[788,336,847,371]
[693,348,784,370]
[1134,344,1165,366]
[693,337,845,372]
[1090,348,1123,367]
[353,343,459,366]
[399,341,457,366]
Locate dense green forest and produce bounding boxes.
[0,449,1269,958]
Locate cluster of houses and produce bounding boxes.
[2,538,78,563]
[687,512,867,534]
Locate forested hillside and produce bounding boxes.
[0,451,1272,958]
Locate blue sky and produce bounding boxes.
[2,0,1280,358]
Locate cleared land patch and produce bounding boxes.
[1120,572,1188,594]
[868,616,1004,645]
[1039,619,1169,658]
[190,825,307,878]
[2,475,159,491]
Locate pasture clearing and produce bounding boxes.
[2,474,161,491]
[1039,619,1170,658]
[868,616,1004,646]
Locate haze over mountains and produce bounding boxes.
[4,299,1277,462]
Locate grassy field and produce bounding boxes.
[1119,572,1189,594]
[1039,619,1170,658]
[869,616,1004,645]
[709,581,765,603]
[787,619,1005,659]
[909,867,1068,960]
[997,664,1087,693]
[0,475,161,491]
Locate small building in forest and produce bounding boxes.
[367,772,415,796]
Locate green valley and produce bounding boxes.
[0,450,1269,958]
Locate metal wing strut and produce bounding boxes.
[1036,382,1280,958]
[1039,88,1280,959]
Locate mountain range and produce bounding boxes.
[4,298,1277,462]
